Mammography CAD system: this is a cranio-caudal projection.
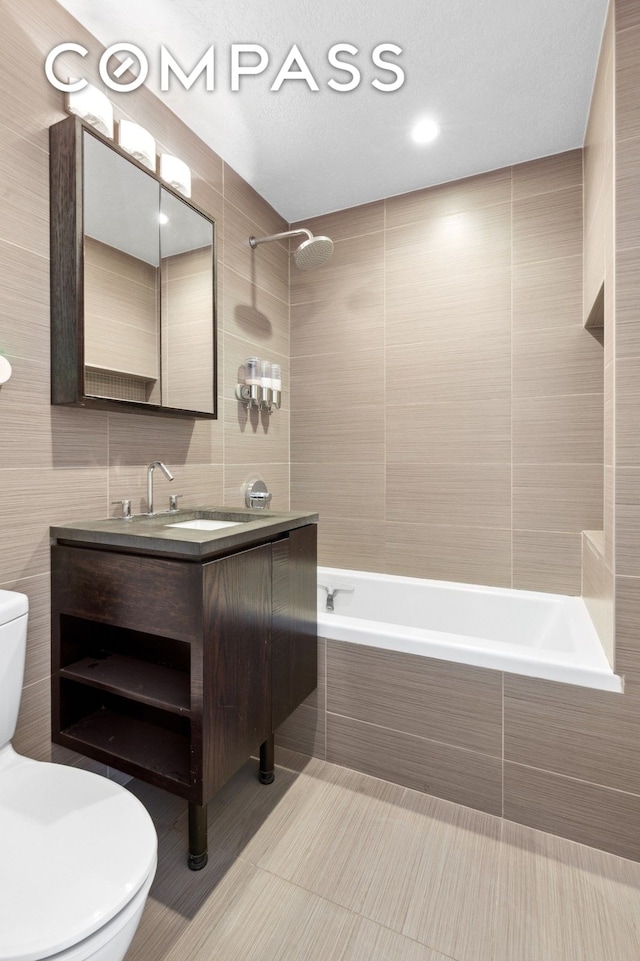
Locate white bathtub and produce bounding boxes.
[317,567,622,693]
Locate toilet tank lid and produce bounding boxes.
[0,591,28,625]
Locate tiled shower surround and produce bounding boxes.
[290,152,602,595]
[3,0,640,865]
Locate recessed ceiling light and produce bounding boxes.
[159,213,169,225]
[411,117,440,145]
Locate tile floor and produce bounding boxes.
[126,748,640,961]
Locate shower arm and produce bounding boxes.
[249,229,312,248]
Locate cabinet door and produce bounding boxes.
[200,543,272,799]
[272,526,318,730]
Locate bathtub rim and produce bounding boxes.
[317,566,623,694]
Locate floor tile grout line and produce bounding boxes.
[135,739,640,961]
[233,855,465,961]
[300,754,503,837]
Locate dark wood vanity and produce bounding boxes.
[50,511,317,869]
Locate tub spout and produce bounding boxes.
[319,583,354,612]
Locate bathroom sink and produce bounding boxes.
[50,505,319,561]
[166,519,242,531]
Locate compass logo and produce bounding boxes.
[45,42,405,94]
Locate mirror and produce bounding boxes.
[50,116,217,418]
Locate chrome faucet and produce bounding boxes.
[146,461,174,514]
[319,583,355,612]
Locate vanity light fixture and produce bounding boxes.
[65,82,114,138]
[159,153,191,198]
[411,117,440,145]
[118,119,156,170]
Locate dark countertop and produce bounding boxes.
[50,506,319,561]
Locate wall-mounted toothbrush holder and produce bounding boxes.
[236,357,282,413]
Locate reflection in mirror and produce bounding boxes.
[83,133,161,404]
[160,190,215,414]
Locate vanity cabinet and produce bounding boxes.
[50,524,317,867]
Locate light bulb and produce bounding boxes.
[159,153,191,198]
[65,82,114,138]
[411,117,440,145]
[118,120,156,170]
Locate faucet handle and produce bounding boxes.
[169,493,182,512]
[111,499,132,519]
[249,490,272,509]
[245,479,272,510]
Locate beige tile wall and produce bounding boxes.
[291,150,601,593]
[582,0,615,665]
[615,0,640,700]
[0,0,289,762]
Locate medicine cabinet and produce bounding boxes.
[50,115,217,418]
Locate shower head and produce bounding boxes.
[293,235,334,270]
[249,228,334,271]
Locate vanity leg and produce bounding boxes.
[187,803,208,870]
[259,734,275,784]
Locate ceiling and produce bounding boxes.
[55,0,609,222]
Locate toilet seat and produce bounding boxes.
[0,755,157,961]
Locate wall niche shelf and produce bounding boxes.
[585,282,605,331]
[583,529,605,557]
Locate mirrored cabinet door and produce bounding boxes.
[160,189,215,414]
[83,132,161,404]
[50,115,217,419]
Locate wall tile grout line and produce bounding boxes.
[324,709,504,762]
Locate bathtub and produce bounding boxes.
[317,567,622,693]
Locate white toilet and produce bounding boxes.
[0,590,157,961]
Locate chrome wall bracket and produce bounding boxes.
[235,383,281,413]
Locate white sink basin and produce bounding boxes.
[166,519,242,531]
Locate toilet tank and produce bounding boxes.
[0,590,28,751]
